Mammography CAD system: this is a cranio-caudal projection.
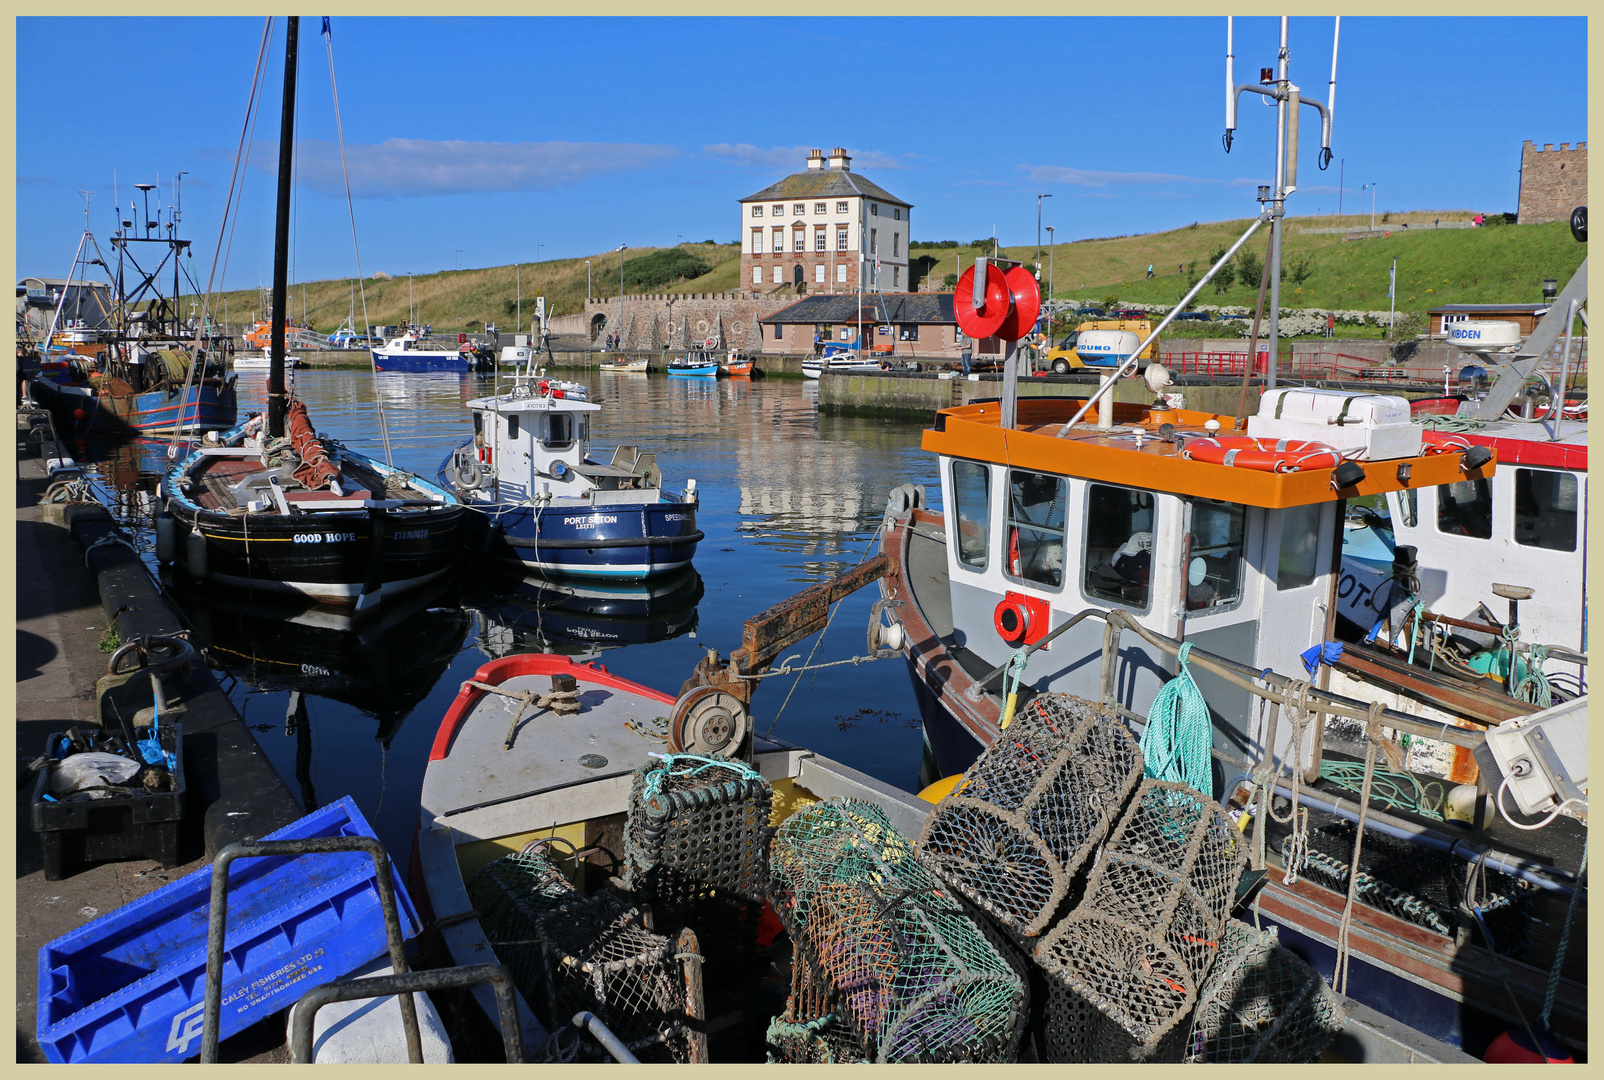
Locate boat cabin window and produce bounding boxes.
[1006,470,1067,588]
[1186,499,1247,611]
[1083,484,1154,608]
[1514,469,1578,552]
[1436,478,1492,539]
[544,412,574,449]
[1276,502,1322,591]
[507,415,519,439]
[950,460,990,570]
[472,411,483,437]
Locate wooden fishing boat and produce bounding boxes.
[599,353,649,373]
[666,350,719,378]
[720,351,757,378]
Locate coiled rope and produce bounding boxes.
[1318,759,1445,820]
[1140,641,1213,793]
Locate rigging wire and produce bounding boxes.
[322,16,393,467]
[165,16,276,457]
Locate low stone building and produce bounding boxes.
[760,293,965,359]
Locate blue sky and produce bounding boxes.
[15,16,1587,287]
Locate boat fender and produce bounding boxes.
[185,528,209,581]
[454,460,485,490]
[155,513,176,564]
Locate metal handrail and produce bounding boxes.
[200,835,421,1063]
[964,604,1491,752]
[289,963,524,1064]
[571,1012,641,1065]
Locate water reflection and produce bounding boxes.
[464,565,703,661]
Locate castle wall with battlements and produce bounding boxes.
[1517,140,1587,225]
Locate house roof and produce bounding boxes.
[1428,303,1546,314]
[740,169,910,208]
[762,293,954,325]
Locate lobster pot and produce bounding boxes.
[1178,922,1345,1063]
[536,890,703,1063]
[765,948,870,1064]
[916,693,1144,939]
[465,848,579,1018]
[768,798,922,938]
[621,754,773,1004]
[1034,780,1248,1049]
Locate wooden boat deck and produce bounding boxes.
[192,453,417,511]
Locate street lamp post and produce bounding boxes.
[1362,183,1377,231]
[1036,193,1052,280]
[618,244,627,298]
[1045,225,1055,338]
[586,260,592,302]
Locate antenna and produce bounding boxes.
[77,190,97,230]
[174,170,188,227]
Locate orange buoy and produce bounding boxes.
[1181,435,1342,473]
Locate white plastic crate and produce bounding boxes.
[1246,388,1423,461]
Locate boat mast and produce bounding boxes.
[267,15,299,438]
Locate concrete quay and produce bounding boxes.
[15,414,302,1062]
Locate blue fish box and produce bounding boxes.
[36,796,420,1064]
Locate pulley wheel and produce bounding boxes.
[994,265,1042,341]
[667,685,750,756]
[953,265,1011,339]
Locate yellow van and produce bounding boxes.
[1041,319,1160,374]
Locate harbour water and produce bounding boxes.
[69,369,941,866]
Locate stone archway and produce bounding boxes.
[588,313,607,342]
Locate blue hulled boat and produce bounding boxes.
[438,367,701,579]
[665,350,719,378]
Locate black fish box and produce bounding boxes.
[30,725,186,881]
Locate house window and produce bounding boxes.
[815,202,827,214]
[772,266,783,284]
[1006,469,1067,588]
[751,205,763,218]
[836,227,848,251]
[894,208,901,221]
[836,201,849,213]
[870,203,879,216]
[1514,469,1577,551]
[793,203,806,214]
[752,267,763,285]
[1437,478,1492,539]
[751,229,763,254]
[837,264,848,283]
[771,204,784,216]
[1185,499,1247,611]
[772,228,784,252]
[817,324,833,340]
[898,324,919,341]
[1276,502,1322,590]
[1084,484,1154,609]
[774,320,783,339]
[893,266,900,287]
[870,229,877,254]
[793,229,805,252]
[952,460,990,570]
[892,233,900,257]
[815,264,825,283]
[815,230,826,251]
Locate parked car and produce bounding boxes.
[1075,307,1105,317]
[1174,311,1213,322]
[1113,308,1147,320]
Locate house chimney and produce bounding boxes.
[828,147,851,171]
[806,148,824,170]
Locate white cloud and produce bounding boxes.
[1019,164,1219,188]
[256,138,680,197]
[704,143,911,171]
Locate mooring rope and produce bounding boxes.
[1140,641,1213,792]
[1332,702,1388,996]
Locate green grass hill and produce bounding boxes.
[193,212,1583,340]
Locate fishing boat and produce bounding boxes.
[1332,267,1588,720]
[371,325,475,372]
[720,350,758,378]
[800,346,879,379]
[599,352,649,373]
[666,350,719,378]
[408,555,1472,1064]
[232,349,304,371]
[869,19,1586,1060]
[436,359,700,579]
[27,199,239,435]
[158,17,465,615]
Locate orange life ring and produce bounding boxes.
[1181,436,1342,473]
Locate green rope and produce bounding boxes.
[1413,414,1488,433]
[1318,759,1446,820]
[1140,642,1213,793]
[998,648,1030,729]
[1514,644,1553,708]
[1404,597,1427,666]
[1540,840,1587,1031]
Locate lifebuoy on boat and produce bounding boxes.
[1181,436,1342,473]
[454,460,485,490]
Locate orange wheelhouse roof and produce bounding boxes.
[924,398,1495,509]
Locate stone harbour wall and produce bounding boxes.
[573,293,798,352]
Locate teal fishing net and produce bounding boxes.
[915,692,1144,939]
[466,846,580,1019]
